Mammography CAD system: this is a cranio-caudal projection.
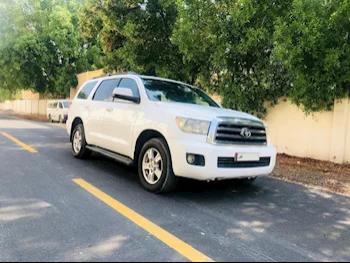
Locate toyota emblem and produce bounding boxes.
[240,127,252,139]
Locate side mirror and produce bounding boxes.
[112,88,140,104]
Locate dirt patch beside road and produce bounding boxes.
[0,111,65,128]
[271,154,350,196]
[9,112,49,122]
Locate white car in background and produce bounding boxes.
[67,72,277,193]
[47,101,71,123]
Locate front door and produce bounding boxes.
[103,78,142,158]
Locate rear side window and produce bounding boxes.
[53,102,58,108]
[93,79,121,102]
[59,103,63,109]
[77,81,98,100]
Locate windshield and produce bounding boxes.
[142,78,220,108]
[63,102,70,108]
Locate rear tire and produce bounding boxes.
[59,115,63,124]
[48,115,52,123]
[138,138,179,194]
[72,124,91,159]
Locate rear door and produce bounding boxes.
[73,80,99,144]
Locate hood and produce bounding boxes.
[155,102,262,123]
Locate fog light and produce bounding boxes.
[187,154,195,164]
[186,153,205,166]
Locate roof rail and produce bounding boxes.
[93,71,139,79]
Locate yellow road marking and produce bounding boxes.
[1,132,38,153]
[73,178,214,262]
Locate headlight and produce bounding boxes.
[176,117,211,135]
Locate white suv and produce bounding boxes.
[67,72,276,193]
[47,101,71,123]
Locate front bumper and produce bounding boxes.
[168,139,277,181]
[66,117,72,137]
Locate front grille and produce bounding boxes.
[215,121,267,145]
[218,157,271,168]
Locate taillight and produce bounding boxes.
[68,102,73,109]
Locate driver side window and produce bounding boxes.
[118,78,140,99]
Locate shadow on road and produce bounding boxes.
[1,114,349,261]
[85,154,350,262]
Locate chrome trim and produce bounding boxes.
[207,117,266,145]
[216,116,265,127]
[207,118,221,144]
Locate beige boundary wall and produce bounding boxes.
[0,99,55,116]
[264,98,350,164]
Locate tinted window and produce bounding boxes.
[77,81,98,100]
[93,79,120,102]
[142,78,219,108]
[118,78,140,98]
[53,102,58,108]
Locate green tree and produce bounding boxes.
[173,0,292,117]
[172,0,219,85]
[0,89,11,102]
[274,0,350,113]
[80,0,190,81]
[0,0,102,97]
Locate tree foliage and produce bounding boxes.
[274,0,350,113]
[173,0,293,116]
[0,0,102,97]
[0,89,12,102]
[80,0,192,82]
[1,0,350,115]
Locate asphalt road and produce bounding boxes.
[0,111,349,262]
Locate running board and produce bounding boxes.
[86,146,133,166]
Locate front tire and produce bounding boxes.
[72,124,91,159]
[138,138,179,194]
[59,115,63,124]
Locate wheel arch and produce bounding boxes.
[134,130,170,165]
[70,117,83,142]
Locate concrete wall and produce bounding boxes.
[32,100,39,115]
[0,100,48,116]
[264,98,350,163]
[38,100,47,115]
[70,69,104,99]
[21,90,40,100]
[264,99,334,161]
